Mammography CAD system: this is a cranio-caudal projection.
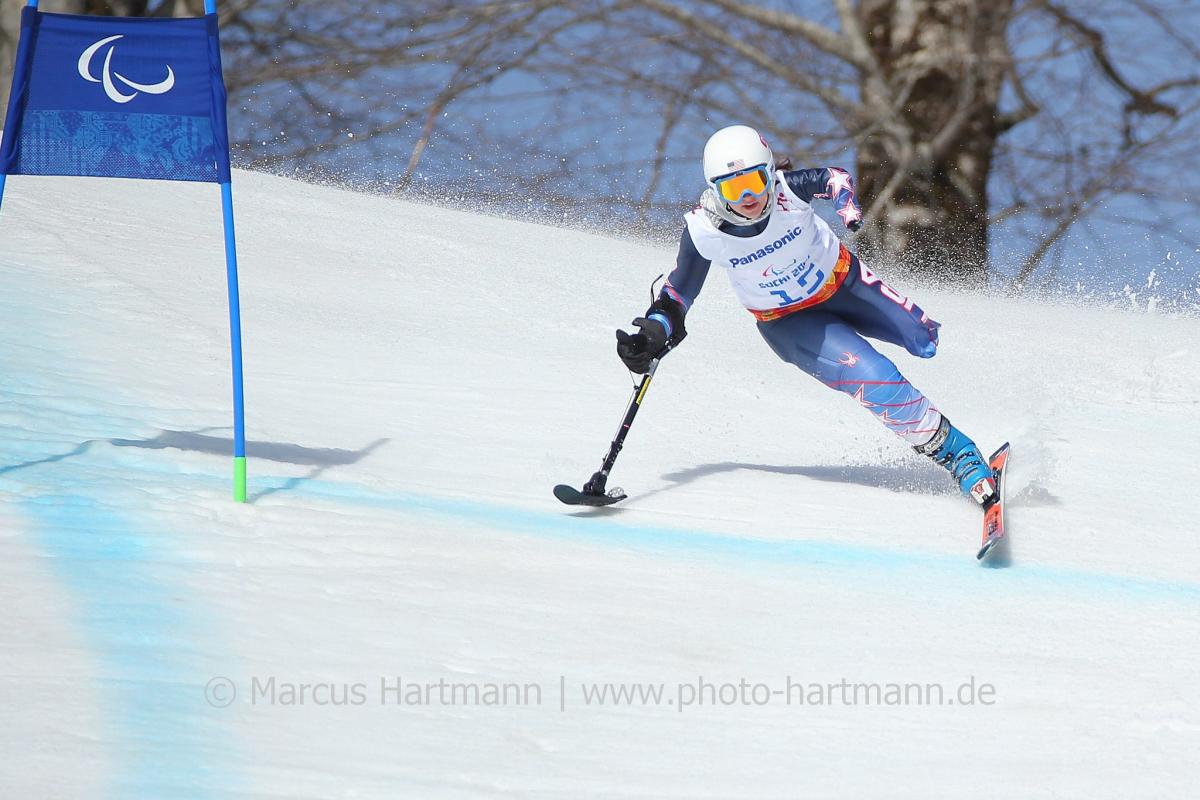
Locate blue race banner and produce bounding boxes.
[1,7,232,183]
[1,2,249,502]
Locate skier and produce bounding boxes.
[614,124,998,506]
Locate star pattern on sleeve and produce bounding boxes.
[837,197,863,226]
[826,167,854,197]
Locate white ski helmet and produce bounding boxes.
[702,124,777,225]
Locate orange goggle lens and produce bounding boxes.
[715,167,770,203]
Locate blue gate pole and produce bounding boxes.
[220,181,247,502]
[206,0,246,501]
[0,2,37,212]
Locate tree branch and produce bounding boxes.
[1036,0,1182,117]
[638,0,861,116]
[694,0,864,67]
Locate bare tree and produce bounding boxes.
[528,0,1199,286]
[4,1,1196,290]
[320,0,1192,287]
[852,1,1017,283]
[996,0,1200,291]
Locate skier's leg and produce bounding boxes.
[758,310,996,503]
[823,252,941,358]
[822,254,998,503]
[757,310,940,445]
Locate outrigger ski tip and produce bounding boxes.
[553,483,627,507]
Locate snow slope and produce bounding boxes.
[0,171,1197,799]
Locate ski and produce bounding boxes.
[553,483,627,507]
[976,443,1012,561]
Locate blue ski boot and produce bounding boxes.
[915,416,997,506]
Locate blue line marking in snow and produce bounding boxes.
[250,475,1200,604]
[0,428,229,793]
[19,493,227,799]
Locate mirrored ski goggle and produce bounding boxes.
[714,166,771,203]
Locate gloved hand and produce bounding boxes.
[615,317,669,374]
[846,218,863,233]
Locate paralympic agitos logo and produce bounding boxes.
[78,35,176,104]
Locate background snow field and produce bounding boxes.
[1,172,1197,798]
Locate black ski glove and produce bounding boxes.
[614,296,686,374]
[615,317,669,374]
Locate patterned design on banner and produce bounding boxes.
[16,110,219,182]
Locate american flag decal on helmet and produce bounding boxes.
[726,158,745,170]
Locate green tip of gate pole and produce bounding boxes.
[233,457,247,502]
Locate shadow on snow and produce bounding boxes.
[0,429,389,503]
